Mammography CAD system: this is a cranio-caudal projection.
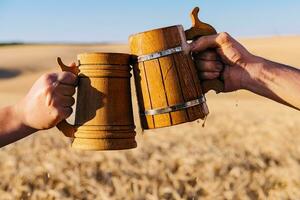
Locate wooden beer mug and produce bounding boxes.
[129,7,224,129]
[56,53,137,150]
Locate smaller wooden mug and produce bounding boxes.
[129,7,224,129]
[56,53,137,150]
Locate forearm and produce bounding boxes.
[243,56,300,109]
[0,105,36,147]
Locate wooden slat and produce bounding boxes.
[129,25,203,128]
[173,53,202,121]
[129,26,183,55]
[144,59,171,127]
[186,56,206,119]
[158,56,188,125]
[133,62,155,129]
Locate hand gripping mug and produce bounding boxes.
[56,53,137,150]
[129,7,224,129]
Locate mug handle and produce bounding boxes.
[56,57,79,137]
[185,7,224,94]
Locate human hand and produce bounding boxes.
[15,63,77,130]
[190,32,258,92]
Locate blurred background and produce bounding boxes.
[1,0,300,43]
[0,1,300,200]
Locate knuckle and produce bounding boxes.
[218,32,231,43]
[41,73,59,95]
[63,71,76,80]
[42,73,58,84]
[60,72,77,85]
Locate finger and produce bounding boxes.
[190,34,219,52]
[53,95,75,107]
[194,50,219,61]
[57,71,78,86]
[55,84,76,96]
[58,107,73,119]
[195,60,223,72]
[190,32,232,52]
[198,72,220,80]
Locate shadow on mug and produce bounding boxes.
[75,75,106,125]
[130,55,149,130]
[68,75,106,145]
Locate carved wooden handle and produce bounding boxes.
[56,57,79,137]
[185,7,224,94]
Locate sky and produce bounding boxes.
[0,0,300,43]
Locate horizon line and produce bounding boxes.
[1,34,300,46]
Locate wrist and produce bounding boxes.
[240,55,265,91]
[12,102,37,135]
[0,104,37,147]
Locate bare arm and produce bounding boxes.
[190,32,300,110]
[244,56,300,109]
[0,105,36,147]
[0,64,77,147]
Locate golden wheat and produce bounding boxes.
[0,37,299,200]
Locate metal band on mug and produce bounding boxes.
[142,96,206,116]
[137,46,182,62]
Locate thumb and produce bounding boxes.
[190,34,220,52]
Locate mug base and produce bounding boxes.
[71,138,137,151]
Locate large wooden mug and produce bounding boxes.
[56,53,137,150]
[129,7,224,129]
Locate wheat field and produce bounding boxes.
[0,37,300,200]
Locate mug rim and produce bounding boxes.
[78,52,130,57]
[128,24,183,39]
[77,52,131,65]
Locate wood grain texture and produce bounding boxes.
[77,53,130,65]
[129,25,207,129]
[159,56,188,125]
[144,59,171,128]
[57,53,136,150]
[132,62,155,129]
